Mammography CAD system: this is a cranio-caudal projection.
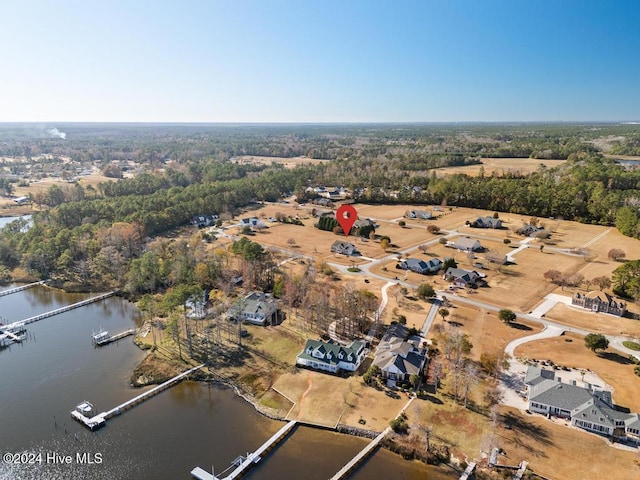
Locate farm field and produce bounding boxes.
[234,155,328,168]
[433,157,567,177]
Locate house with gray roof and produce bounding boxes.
[471,216,502,229]
[231,291,279,326]
[443,267,483,288]
[399,257,443,275]
[296,339,366,374]
[372,324,427,386]
[572,291,627,317]
[449,237,482,252]
[405,209,432,220]
[525,366,640,443]
[331,240,357,255]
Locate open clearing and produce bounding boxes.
[434,157,567,177]
[234,155,328,168]
[514,332,640,412]
[545,301,640,337]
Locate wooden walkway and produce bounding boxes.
[0,281,46,298]
[459,461,476,480]
[329,396,415,480]
[72,364,205,430]
[513,461,528,480]
[95,328,136,346]
[191,420,298,480]
[6,292,114,330]
[329,426,391,480]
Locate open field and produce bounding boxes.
[514,332,640,412]
[433,157,567,177]
[272,371,407,431]
[429,304,542,362]
[497,406,640,480]
[234,155,328,168]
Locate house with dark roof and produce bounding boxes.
[516,223,544,237]
[296,339,367,373]
[331,240,357,255]
[191,214,219,228]
[372,324,427,385]
[230,291,279,326]
[443,267,483,288]
[525,366,640,443]
[572,291,627,317]
[470,217,502,229]
[240,217,267,230]
[399,258,442,275]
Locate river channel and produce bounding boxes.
[0,285,456,479]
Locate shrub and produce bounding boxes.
[389,415,409,434]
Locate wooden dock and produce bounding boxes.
[5,292,114,330]
[459,461,476,480]
[191,419,298,480]
[513,461,528,480]
[0,281,46,298]
[72,364,205,430]
[94,328,136,346]
[329,426,391,480]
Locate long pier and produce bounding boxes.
[72,364,205,430]
[459,461,476,480]
[94,328,136,346]
[0,281,46,298]
[191,419,298,480]
[5,292,114,330]
[329,426,391,480]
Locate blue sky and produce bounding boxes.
[1,0,639,122]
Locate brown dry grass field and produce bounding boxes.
[514,332,640,411]
[429,305,542,362]
[545,302,640,337]
[434,157,567,177]
[234,155,328,169]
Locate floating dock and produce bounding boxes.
[71,364,205,431]
[191,419,298,480]
[93,328,136,346]
[0,281,46,298]
[513,461,528,480]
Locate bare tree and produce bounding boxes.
[608,248,626,262]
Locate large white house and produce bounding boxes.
[296,339,367,374]
[525,366,640,443]
[231,291,279,326]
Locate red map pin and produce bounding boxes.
[336,205,358,237]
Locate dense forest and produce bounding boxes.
[1,122,640,295]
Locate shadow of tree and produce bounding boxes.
[501,411,552,445]
[509,322,533,331]
[598,351,634,365]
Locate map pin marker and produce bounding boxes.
[336,205,358,237]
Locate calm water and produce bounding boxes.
[0,215,31,230]
[0,286,454,479]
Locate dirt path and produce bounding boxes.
[295,371,314,420]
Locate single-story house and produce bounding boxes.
[443,267,482,288]
[471,217,502,229]
[230,291,279,326]
[400,257,442,275]
[405,209,432,220]
[12,196,29,205]
[572,291,627,317]
[296,339,367,373]
[450,237,482,252]
[526,366,640,443]
[331,240,357,255]
[372,324,427,385]
[517,223,544,236]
